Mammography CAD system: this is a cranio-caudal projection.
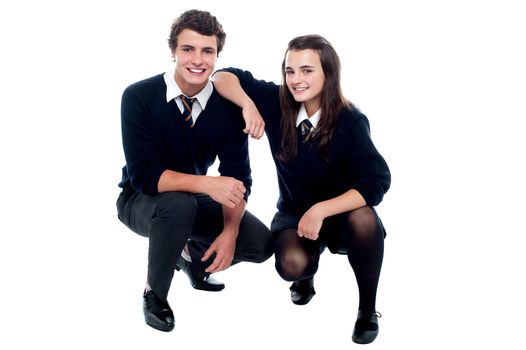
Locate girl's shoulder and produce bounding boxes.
[338,105,369,130]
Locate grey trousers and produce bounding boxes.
[117,186,273,299]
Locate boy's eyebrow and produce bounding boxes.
[285,64,316,70]
[179,44,216,51]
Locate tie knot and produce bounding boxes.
[299,119,313,135]
[298,119,314,143]
[179,94,196,108]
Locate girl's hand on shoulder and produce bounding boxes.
[242,101,265,139]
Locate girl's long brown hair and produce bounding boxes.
[278,35,351,162]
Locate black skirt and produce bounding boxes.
[270,209,386,254]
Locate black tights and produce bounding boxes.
[274,206,384,311]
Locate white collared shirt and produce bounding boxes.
[163,71,213,124]
[295,104,321,129]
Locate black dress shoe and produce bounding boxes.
[352,310,381,344]
[175,257,225,292]
[143,290,175,332]
[289,277,316,305]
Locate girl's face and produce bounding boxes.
[284,49,325,115]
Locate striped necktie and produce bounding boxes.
[298,119,314,143]
[179,94,197,127]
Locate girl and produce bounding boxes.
[213,34,390,344]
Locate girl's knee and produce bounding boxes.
[346,206,381,238]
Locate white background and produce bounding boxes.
[1,0,525,348]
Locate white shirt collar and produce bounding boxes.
[163,71,213,122]
[295,104,321,128]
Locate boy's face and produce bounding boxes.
[173,29,218,96]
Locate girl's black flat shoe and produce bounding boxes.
[352,310,382,344]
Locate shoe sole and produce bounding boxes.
[291,293,315,305]
[192,283,225,292]
[352,331,379,344]
[145,315,175,332]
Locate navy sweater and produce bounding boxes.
[224,68,390,215]
[119,74,251,200]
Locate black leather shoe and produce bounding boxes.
[143,290,175,332]
[175,257,225,292]
[289,277,316,305]
[352,310,381,344]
